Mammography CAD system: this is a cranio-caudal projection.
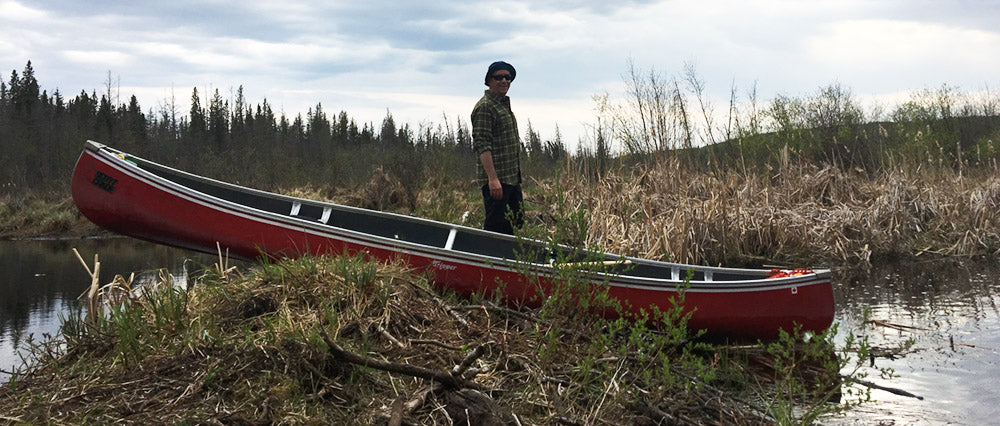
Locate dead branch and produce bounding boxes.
[867,319,929,332]
[409,339,462,351]
[388,395,405,426]
[843,376,924,400]
[320,331,483,391]
[630,400,678,424]
[73,248,101,325]
[450,303,537,323]
[452,343,488,377]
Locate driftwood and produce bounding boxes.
[950,335,992,351]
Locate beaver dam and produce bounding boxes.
[0,248,869,425]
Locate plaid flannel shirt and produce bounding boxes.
[472,90,521,186]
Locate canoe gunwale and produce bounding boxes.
[79,140,832,295]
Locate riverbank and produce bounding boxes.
[0,253,854,425]
[0,194,103,240]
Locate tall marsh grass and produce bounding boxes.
[527,158,1000,267]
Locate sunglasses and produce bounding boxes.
[490,74,513,81]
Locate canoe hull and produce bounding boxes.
[72,142,834,340]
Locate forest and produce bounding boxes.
[4,60,1000,203]
[0,61,569,198]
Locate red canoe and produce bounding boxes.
[71,141,834,340]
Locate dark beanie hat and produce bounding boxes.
[484,61,516,85]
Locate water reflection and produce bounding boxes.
[0,238,220,382]
[829,260,1000,425]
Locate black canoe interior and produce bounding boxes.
[124,152,758,282]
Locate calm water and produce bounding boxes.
[0,238,220,383]
[1,239,998,424]
[828,260,1000,425]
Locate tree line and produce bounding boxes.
[4,59,998,198]
[0,61,570,195]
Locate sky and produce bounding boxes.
[2,0,998,149]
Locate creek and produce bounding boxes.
[0,238,997,424]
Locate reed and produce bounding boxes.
[281,151,1000,270]
[523,157,1000,268]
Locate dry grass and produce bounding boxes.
[0,194,101,239]
[276,157,1000,270]
[10,155,995,267]
[528,160,1000,267]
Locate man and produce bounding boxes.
[472,61,524,235]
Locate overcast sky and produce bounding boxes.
[2,0,998,148]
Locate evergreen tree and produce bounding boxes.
[455,117,472,154]
[253,100,277,150]
[544,125,567,162]
[208,88,229,151]
[360,122,374,144]
[290,113,306,147]
[0,80,9,168]
[380,110,397,147]
[335,110,349,143]
[124,95,147,148]
[232,85,248,145]
[0,80,8,112]
[96,94,114,143]
[347,118,359,144]
[11,62,39,116]
[187,87,207,145]
[525,120,543,159]
[306,103,331,156]
[278,112,290,145]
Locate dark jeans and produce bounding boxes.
[482,183,524,235]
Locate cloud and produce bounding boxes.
[0,0,48,21]
[803,19,1000,90]
[61,50,132,67]
[3,0,999,149]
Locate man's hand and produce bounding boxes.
[488,176,503,200]
[480,150,504,200]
